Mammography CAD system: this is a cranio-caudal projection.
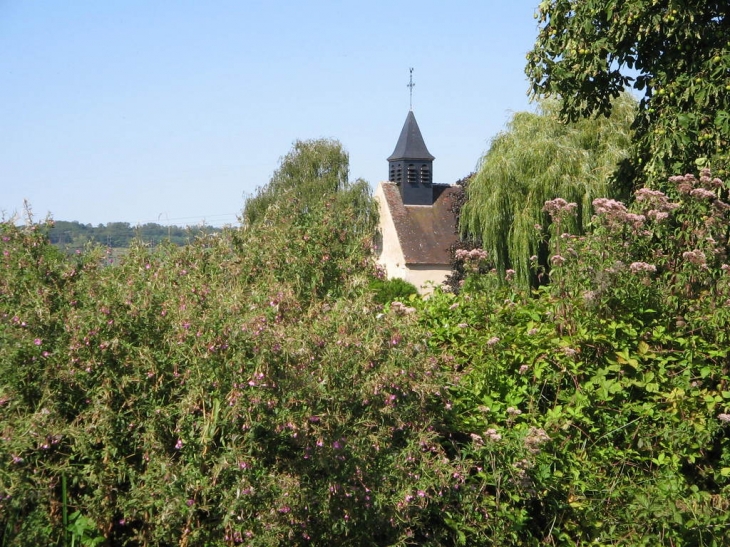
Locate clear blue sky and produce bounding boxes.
[1,1,540,227]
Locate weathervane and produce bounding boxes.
[407,67,415,110]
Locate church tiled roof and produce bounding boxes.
[380,182,460,265]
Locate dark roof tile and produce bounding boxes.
[381,182,460,265]
[387,111,435,161]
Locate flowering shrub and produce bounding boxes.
[416,169,730,544]
[0,194,472,545]
[2,168,730,546]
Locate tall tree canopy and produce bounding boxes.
[460,94,636,287]
[242,138,352,226]
[526,0,730,184]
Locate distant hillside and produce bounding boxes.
[48,220,224,249]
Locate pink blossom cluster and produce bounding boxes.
[455,248,489,262]
[629,262,657,274]
[593,198,646,230]
[690,188,717,200]
[670,169,724,196]
[543,198,578,220]
[634,188,679,222]
[484,428,502,441]
[682,249,707,268]
[524,426,550,454]
[390,301,416,315]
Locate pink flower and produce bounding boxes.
[690,188,716,200]
[629,262,657,274]
[683,249,707,268]
[543,198,577,217]
[33,338,42,346]
[486,336,500,346]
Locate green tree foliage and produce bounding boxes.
[242,138,351,226]
[460,95,635,287]
[236,138,376,300]
[526,0,730,183]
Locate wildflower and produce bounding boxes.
[391,301,416,315]
[690,188,716,200]
[174,439,183,450]
[543,198,578,218]
[683,249,707,268]
[524,427,550,454]
[457,323,469,329]
[646,210,669,221]
[593,197,628,216]
[486,336,500,347]
[718,413,730,423]
[550,254,566,266]
[635,188,679,215]
[625,213,646,230]
[470,433,484,445]
[505,269,516,281]
[527,327,539,335]
[563,347,578,357]
[33,338,42,346]
[485,428,502,441]
[506,406,522,416]
[518,364,529,375]
[629,262,657,274]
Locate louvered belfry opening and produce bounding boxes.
[387,111,435,206]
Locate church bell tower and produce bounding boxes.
[387,69,435,206]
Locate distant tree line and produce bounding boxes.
[47,220,222,249]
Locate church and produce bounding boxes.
[374,108,461,294]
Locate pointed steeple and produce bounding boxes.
[387,111,435,162]
[387,110,435,206]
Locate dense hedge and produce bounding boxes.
[0,191,472,546]
[2,168,730,546]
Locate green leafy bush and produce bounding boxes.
[368,277,418,305]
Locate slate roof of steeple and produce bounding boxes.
[387,111,435,161]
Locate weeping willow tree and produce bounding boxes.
[242,138,352,226]
[460,93,637,287]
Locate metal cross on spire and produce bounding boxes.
[407,67,415,110]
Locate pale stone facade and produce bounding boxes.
[374,181,460,294]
